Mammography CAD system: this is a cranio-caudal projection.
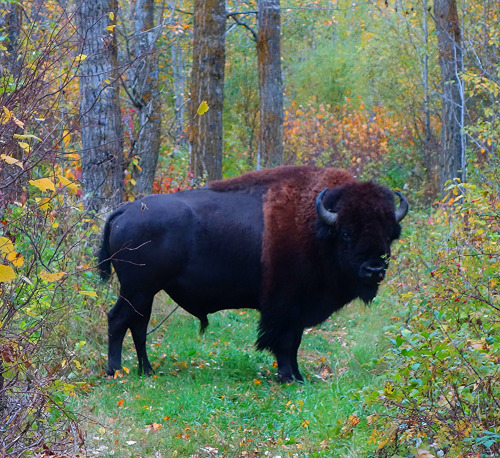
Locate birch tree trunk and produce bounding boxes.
[421,0,439,197]
[131,0,162,195]
[433,0,465,191]
[189,0,226,181]
[257,0,283,168]
[77,0,124,213]
[172,40,187,149]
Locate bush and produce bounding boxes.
[0,8,94,454]
[364,182,500,457]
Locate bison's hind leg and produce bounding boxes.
[107,290,155,377]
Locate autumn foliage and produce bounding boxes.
[284,99,417,188]
[1,0,500,456]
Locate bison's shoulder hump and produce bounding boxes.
[209,165,355,193]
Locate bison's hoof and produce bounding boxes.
[106,367,119,377]
[277,371,304,384]
[277,373,294,384]
[140,367,154,377]
[294,373,304,383]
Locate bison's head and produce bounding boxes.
[315,182,408,302]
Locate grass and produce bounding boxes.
[74,290,395,457]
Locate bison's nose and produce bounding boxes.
[360,262,386,282]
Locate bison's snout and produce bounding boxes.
[359,261,387,283]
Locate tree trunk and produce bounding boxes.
[131,0,162,195]
[77,0,124,213]
[257,0,283,168]
[421,0,439,197]
[172,40,187,150]
[189,0,226,182]
[433,0,465,191]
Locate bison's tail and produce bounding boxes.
[97,206,127,282]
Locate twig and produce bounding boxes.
[147,306,179,335]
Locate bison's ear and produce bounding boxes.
[316,188,342,226]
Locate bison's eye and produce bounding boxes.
[342,231,351,242]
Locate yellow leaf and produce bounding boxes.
[7,251,24,268]
[62,130,71,148]
[197,100,209,116]
[384,381,394,396]
[75,54,87,62]
[109,11,115,21]
[29,178,55,192]
[79,290,98,298]
[40,271,66,282]
[1,154,23,169]
[12,256,24,268]
[0,265,16,283]
[18,142,30,153]
[106,25,116,32]
[0,236,15,256]
[13,133,42,142]
[37,197,52,211]
[1,106,12,124]
[122,366,130,374]
[57,174,79,192]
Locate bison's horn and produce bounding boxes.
[394,191,409,223]
[316,189,338,226]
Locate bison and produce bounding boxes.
[98,165,408,383]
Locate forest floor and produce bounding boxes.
[73,290,396,457]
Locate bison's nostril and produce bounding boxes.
[361,264,386,279]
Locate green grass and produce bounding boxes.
[74,291,394,457]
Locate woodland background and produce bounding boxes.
[0,0,499,456]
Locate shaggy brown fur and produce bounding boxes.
[210,165,356,296]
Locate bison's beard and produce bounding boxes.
[358,283,380,304]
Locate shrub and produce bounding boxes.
[364,182,500,457]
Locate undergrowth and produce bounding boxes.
[364,182,500,457]
[73,294,394,457]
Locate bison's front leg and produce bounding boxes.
[275,330,304,383]
[258,317,304,383]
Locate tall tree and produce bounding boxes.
[76,0,124,212]
[257,0,283,168]
[189,0,226,181]
[434,0,465,190]
[130,0,162,195]
[172,38,187,149]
